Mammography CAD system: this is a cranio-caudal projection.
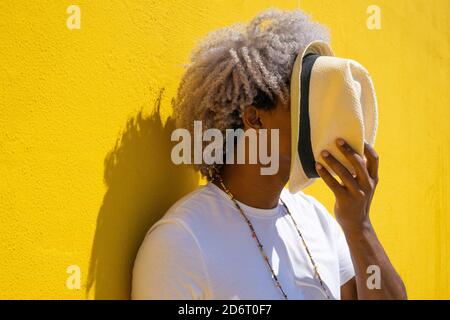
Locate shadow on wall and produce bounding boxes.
[86,88,199,299]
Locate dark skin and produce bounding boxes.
[214,97,407,300]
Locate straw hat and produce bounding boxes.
[288,41,378,193]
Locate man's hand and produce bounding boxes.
[315,138,407,299]
[315,138,379,233]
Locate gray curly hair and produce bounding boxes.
[173,7,329,180]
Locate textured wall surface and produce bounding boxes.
[0,0,448,299]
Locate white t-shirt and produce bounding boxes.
[132,182,355,300]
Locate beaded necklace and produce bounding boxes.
[214,176,331,300]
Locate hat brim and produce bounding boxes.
[288,41,334,194]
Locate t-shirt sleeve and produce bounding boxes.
[302,193,355,286]
[131,219,211,300]
[334,222,356,286]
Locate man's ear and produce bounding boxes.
[242,105,263,129]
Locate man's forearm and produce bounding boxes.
[343,221,407,300]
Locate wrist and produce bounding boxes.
[340,218,374,238]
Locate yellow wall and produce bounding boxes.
[0,0,448,299]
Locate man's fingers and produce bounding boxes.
[320,150,360,192]
[335,138,370,187]
[315,162,344,195]
[364,142,379,180]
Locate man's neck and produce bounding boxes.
[213,164,286,209]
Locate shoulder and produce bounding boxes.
[159,183,229,222]
[142,183,232,245]
[134,218,200,271]
[165,184,213,216]
[132,218,210,299]
[132,185,220,299]
[136,185,216,258]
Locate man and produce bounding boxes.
[132,8,406,300]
